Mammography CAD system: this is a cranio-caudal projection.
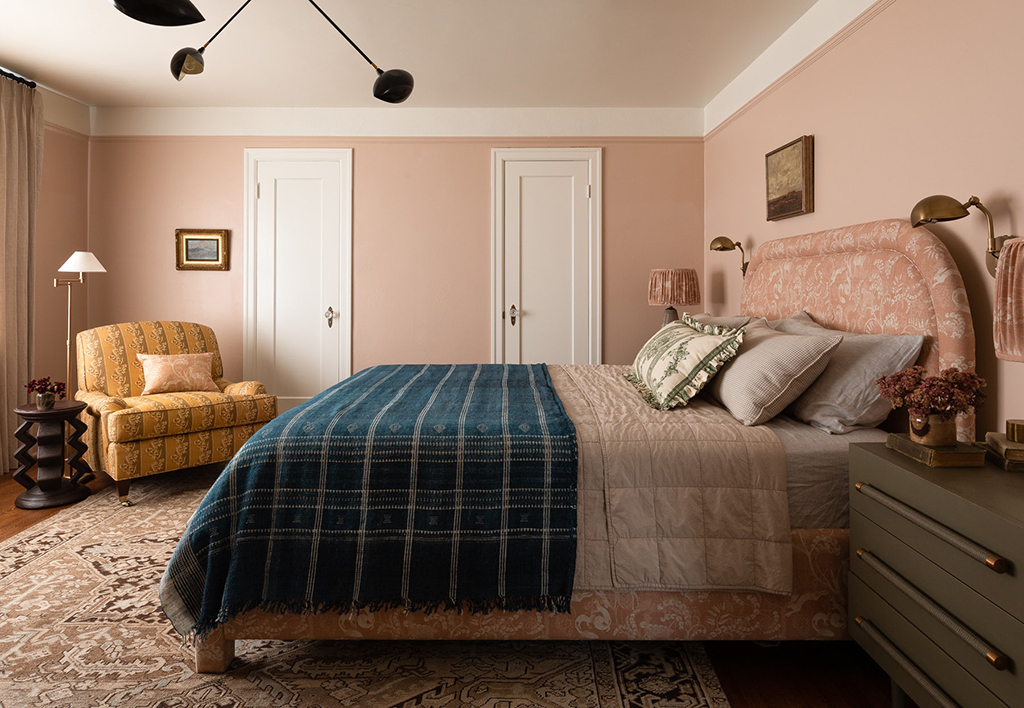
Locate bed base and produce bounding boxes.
[195,528,849,672]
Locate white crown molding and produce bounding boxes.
[703,0,887,134]
[34,0,893,140]
[89,106,705,138]
[38,87,91,136]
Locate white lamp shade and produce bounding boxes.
[58,251,106,273]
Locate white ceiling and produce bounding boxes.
[0,0,819,109]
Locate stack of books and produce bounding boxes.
[885,433,985,467]
[983,430,1024,473]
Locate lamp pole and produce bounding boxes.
[53,273,84,395]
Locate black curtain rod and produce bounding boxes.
[0,68,36,89]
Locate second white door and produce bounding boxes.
[493,149,602,365]
[245,149,352,412]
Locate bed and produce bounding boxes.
[164,219,975,673]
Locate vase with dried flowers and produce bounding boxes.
[25,377,67,411]
[876,366,985,447]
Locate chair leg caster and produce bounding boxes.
[119,496,133,507]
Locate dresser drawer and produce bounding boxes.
[850,574,1008,708]
[850,446,1023,624]
[852,511,1023,706]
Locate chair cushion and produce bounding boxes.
[105,391,277,444]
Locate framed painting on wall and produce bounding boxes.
[765,135,814,221]
[175,229,229,271]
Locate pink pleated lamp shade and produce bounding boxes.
[648,268,700,307]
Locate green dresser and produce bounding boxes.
[849,443,1024,708]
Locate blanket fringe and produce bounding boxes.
[187,594,572,646]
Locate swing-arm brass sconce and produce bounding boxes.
[710,236,748,276]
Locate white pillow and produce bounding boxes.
[773,311,924,433]
[708,319,841,426]
[626,314,745,410]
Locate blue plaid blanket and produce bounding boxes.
[160,364,578,639]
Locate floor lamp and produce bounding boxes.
[54,252,106,393]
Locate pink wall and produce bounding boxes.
[704,0,1024,436]
[35,124,89,393]
[85,137,704,381]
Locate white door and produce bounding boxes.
[244,149,352,412]
[492,148,602,364]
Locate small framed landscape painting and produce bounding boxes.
[175,229,229,271]
[765,135,814,221]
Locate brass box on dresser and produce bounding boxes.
[849,443,1024,708]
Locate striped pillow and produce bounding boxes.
[708,318,841,425]
[772,311,924,432]
[626,314,745,410]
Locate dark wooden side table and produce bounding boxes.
[13,400,95,509]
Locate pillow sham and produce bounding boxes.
[137,352,220,395]
[690,313,752,329]
[773,311,924,433]
[708,318,841,426]
[626,314,745,410]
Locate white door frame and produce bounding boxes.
[490,147,602,364]
[243,148,353,383]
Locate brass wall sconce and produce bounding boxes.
[911,194,1009,276]
[709,237,748,276]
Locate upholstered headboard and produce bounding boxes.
[740,219,976,439]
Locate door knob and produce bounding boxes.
[324,306,335,328]
[509,304,518,326]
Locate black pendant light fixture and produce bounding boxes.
[304,0,414,104]
[170,0,254,81]
[110,0,204,26]
[170,0,414,103]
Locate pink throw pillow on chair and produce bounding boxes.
[137,352,220,395]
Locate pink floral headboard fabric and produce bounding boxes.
[740,219,976,440]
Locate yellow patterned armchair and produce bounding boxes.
[75,321,277,505]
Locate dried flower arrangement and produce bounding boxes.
[25,377,67,399]
[875,366,985,420]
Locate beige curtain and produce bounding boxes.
[0,77,44,471]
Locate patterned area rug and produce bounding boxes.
[0,468,730,708]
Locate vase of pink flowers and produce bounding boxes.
[25,377,67,411]
[876,366,985,447]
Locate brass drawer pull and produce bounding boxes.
[857,549,1011,671]
[855,482,1010,574]
[854,617,960,708]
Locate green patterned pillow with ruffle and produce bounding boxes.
[626,314,745,410]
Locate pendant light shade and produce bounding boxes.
[110,0,204,26]
[373,69,414,104]
[170,47,205,81]
[167,0,414,104]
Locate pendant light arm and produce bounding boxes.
[305,0,381,73]
[202,0,256,51]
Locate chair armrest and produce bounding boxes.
[75,390,128,417]
[215,379,268,396]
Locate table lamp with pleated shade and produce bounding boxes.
[649,268,700,326]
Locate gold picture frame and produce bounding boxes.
[766,135,814,221]
[175,229,229,271]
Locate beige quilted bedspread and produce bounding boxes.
[550,365,792,595]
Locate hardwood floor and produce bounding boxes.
[0,467,111,540]
[706,640,908,708]
[0,471,901,708]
